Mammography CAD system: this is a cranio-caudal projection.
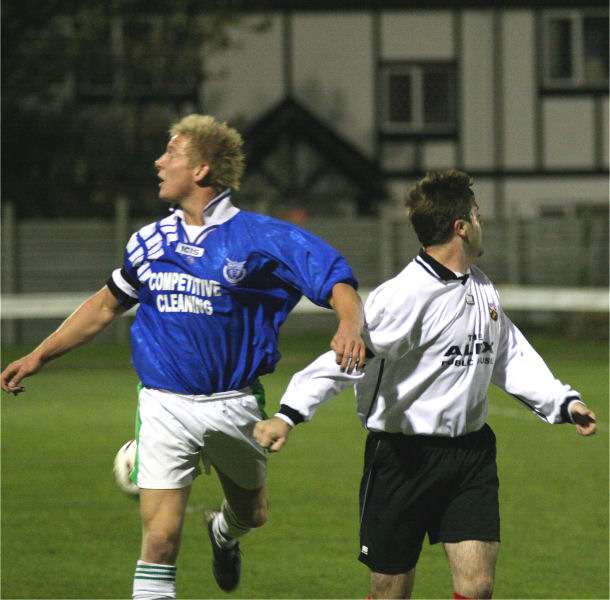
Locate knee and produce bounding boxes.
[370,568,415,599]
[227,501,268,529]
[143,529,181,564]
[459,573,494,599]
[476,576,494,599]
[245,504,268,529]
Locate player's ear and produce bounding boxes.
[193,163,210,183]
[454,218,468,239]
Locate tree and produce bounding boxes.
[2,1,267,217]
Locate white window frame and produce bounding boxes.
[542,9,609,90]
[379,61,457,136]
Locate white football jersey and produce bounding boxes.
[278,250,581,436]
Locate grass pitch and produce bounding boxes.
[1,333,608,599]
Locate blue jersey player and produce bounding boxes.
[1,114,366,599]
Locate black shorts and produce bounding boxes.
[358,424,500,575]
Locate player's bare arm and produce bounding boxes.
[253,417,292,452]
[328,282,365,373]
[570,402,597,436]
[1,286,125,395]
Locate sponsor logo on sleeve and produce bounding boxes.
[488,302,498,321]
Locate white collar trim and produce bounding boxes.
[171,189,239,228]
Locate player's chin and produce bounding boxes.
[158,192,174,204]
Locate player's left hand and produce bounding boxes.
[570,402,597,436]
[331,325,366,374]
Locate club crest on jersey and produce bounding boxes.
[488,302,498,321]
[223,258,247,284]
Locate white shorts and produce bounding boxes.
[133,385,268,490]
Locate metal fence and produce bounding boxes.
[377,206,609,287]
[1,200,608,344]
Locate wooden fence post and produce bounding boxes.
[2,202,19,345]
[114,196,130,344]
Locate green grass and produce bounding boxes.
[1,334,608,599]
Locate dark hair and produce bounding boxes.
[405,169,474,247]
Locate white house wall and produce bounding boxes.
[506,176,609,216]
[470,178,497,220]
[293,12,374,155]
[462,11,496,170]
[543,97,596,168]
[202,8,606,217]
[502,11,537,169]
[203,14,284,122]
[380,10,454,58]
[602,97,609,167]
[379,10,457,174]
[422,141,457,171]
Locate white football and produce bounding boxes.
[113,439,139,498]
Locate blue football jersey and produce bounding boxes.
[108,191,358,395]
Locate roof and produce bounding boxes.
[243,96,387,208]
[189,1,608,10]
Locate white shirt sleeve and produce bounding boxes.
[361,284,419,360]
[278,275,421,424]
[491,309,581,424]
[279,350,364,423]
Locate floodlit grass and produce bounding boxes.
[1,333,607,599]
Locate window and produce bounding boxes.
[379,62,457,135]
[543,10,609,90]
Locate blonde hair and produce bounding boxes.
[170,114,245,191]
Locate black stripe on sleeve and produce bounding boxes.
[510,393,547,419]
[560,395,582,424]
[106,275,139,309]
[120,267,141,290]
[511,392,580,425]
[277,405,306,426]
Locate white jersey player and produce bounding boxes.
[254,169,597,600]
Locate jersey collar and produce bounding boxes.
[202,189,240,225]
[170,189,240,227]
[416,248,470,284]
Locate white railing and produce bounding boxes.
[1,286,607,319]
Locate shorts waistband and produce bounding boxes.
[145,386,253,403]
[370,423,494,449]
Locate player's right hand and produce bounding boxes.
[254,417,292,452]
[1,355,43,395]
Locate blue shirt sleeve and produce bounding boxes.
[250,215,358,308]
